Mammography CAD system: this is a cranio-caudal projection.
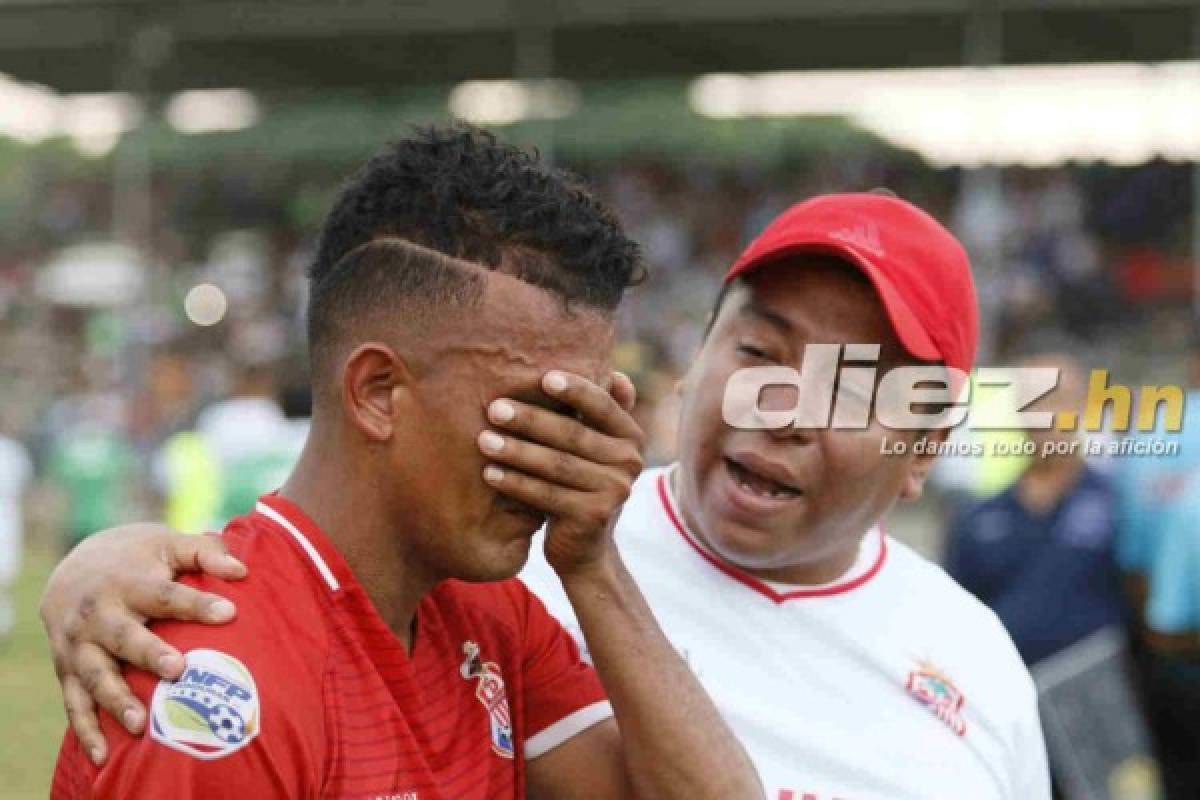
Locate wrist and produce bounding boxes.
[555,546,624,594]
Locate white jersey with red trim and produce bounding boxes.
[519,465,1050,800]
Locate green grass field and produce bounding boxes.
[2,547,65,799]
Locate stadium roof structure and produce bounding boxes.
[1,0,1199,93]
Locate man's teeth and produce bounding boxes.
[729,461,800,499]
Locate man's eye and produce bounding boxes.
[736,343,772,361]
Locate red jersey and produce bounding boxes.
[53,494,611,799]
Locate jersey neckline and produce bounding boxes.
[654,470,888,603]
[254,493,354,594]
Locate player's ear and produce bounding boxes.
[899,428,948,501]
[341,342,413,441]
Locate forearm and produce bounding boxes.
[561,552,763,800]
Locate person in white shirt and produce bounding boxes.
[0,431,33,640]
[39,193,1051,799]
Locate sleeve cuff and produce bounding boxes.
[523,700,613,760]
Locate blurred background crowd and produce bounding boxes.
[3,139,1196,532]
[5,1,1200,797]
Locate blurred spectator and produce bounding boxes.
[152,429,221,535]
[44,398,138,554]
[153,361,308,533]
[1114,346,1200,620]
[944,354,1127,666]
[0,425,32,641]
[131,348,200,454]
[1136,480,1200,800]
[193,361,304,523]
[1114,346,1200,800]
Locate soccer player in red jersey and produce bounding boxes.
[48,127,762,799]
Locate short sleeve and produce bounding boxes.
[52,571,326,798]
[515,584,611,760]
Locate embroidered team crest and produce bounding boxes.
[829,220,884,257]
[906,661,967,736]
[461,641,515,759]
[149,649,261,759]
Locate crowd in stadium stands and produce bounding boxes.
[2,150,1199,794]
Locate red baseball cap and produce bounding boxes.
[725,192,978,378]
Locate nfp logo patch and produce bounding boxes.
[149,649,261,760]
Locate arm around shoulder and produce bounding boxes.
[52,587,326,799]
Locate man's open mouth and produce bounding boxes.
[724,457,803,500]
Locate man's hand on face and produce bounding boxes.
[40,525,245,765]
[478,370,644,580]
[483,371,765,800]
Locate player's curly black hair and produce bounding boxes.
[311,123,643,316]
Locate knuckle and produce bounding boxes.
[64,700,85,724]
[613,439,643,468]
[599,466,631,497]
[153,580,177,610]
[62,613,83,645]
[78,593,98,621]
[64,689,92,720]
[112,686,136,709]
[81,668,105,694]
[51,651,67,681]
[565,423,591,453]
[93,676,123,707]
[584,503,612,526]
[552,451,578,482]
[607,440,642,477]
[110,621,133,658]
[539,481,564,508]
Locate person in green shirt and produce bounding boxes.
[47,426,137,552]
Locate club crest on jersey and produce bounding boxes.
[461,640,515,759]
[149,648,261,759]
[906,661,967,737]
